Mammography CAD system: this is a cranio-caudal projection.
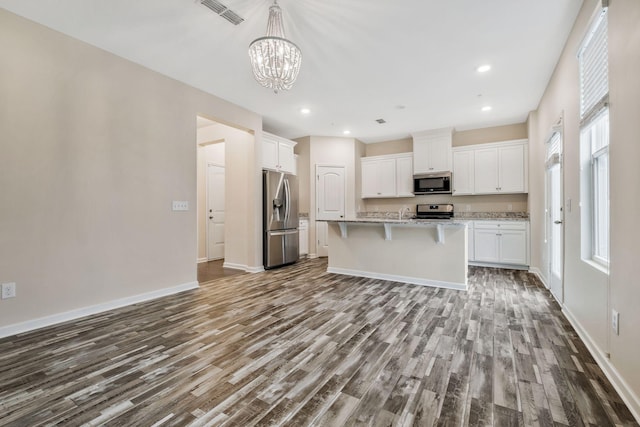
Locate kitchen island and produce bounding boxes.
[325,218,468,290]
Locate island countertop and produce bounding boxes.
[325,217,468,226]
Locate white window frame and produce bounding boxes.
[578,4,609,271]
[582,110,610,268]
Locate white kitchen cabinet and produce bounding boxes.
[395,155,414,197]
[452,150,474,195]
[465,221,475,261]
[452,139,528,195]
[299,218,309,257]
[361,153,414,198]
[412,128,453,174]
[262,131,297,174]
[498,144,526,193]
[473,221,528,266]
[474,141,527,194]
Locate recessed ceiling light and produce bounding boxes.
[343,130,351,135]
[300,108,310,115]
[477,64,491,73]
[481,106,492,112]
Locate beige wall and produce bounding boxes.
[308,136,359,257]
[365,138,412,156]
[360,124,529,214]
[529,0,640,416]
[196,123,254,263]
[293,137,311,215]
[453,123,528,147]
[0,9,262,331]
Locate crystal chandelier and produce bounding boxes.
[248,0,302,92]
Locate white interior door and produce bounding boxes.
[207,164,225,260]
[316,165,346,220]
[546,131,564,302]
[316,221,329,257]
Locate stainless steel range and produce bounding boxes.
[415,203,454,220]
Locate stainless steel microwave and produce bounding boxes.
[413,172,452,195]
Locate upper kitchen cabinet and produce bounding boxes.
[412,128,453,174]
[361,153,414,198]
[452,139,528,195]
[452,150,474,195]
[262,131,297,174]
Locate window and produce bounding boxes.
[582,110,609,266]
[578,5,609,268]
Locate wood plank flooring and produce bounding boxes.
[0,259,637,426]
[197,259,245,283]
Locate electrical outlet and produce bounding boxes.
[507,204,513,211]
[465,204,471,211]
[172,201,189,211]
[612,310,619,335]
[1,282,16,299]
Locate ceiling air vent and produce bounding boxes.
[375,118,387,124]
[201,0,245,25]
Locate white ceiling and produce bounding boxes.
[0,0,583,143]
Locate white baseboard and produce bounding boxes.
[562,306,640,423]
[197,257,208,264]
[326,267,467,291]
[469,261,529,271]
[308,253,318,259]
[528,267,550,289]
[222,262,264,274]
[0,281,199,339]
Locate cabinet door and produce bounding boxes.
[474,228,500,263]
[429,139,452,172]
[413,139,430,174]
[277,140,296,174]
[474,148,499,193]
[452,150,474,195]
[466,222,475,261]
[361,160,380,198]
[499,230,527,265]
[378,158,397,196]
[316,221,329,257]
[262,134,279,171]
[362,158,396,197]
[298,220,308,256]
[498,144,525,193]
[396,156,414,197]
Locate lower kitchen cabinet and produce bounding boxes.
[466,221,475,261]
[299,219,309,257]
[472,221,528,267]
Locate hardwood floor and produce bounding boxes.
[198,259,246,283]
[0,259,637,426]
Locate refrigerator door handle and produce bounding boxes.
[284,178,291,223]
[268,229,298,236]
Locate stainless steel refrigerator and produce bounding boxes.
[263,170,299,269]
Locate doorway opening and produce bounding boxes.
[545,128,564,302]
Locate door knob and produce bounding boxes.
[209,216,214,220]
[554,220,563,224]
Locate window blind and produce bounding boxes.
[578,7,608,123]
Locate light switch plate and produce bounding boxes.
[172,201,189,211]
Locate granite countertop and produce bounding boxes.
[355,211,529,222]
[326,217,468,226]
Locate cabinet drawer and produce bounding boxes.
[474,221,527,230]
